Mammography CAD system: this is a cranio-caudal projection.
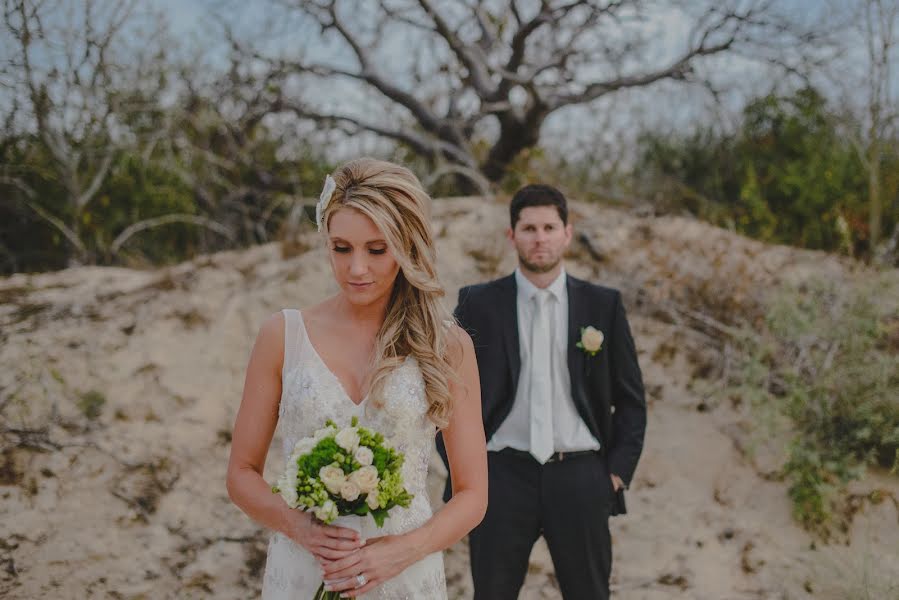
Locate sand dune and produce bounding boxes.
[1,197,896,599]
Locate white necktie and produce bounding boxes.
[529,290,554,463]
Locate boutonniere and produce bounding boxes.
[576,326,604,357]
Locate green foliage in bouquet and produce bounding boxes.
[273,417,413,527]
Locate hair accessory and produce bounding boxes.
[315,174,337,232]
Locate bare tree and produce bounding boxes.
[859,0,897,251]
[223,0,825,187]
[829,0,898,257]
[1,0,238,265]
[152,56,314,246]
[2,0,139,262]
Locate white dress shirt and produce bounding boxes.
[487,268,601,454]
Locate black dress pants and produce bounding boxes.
[469,449,614,600]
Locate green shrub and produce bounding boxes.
[637,87,896,257]
[78,390,106,420]
[723,276,899,535]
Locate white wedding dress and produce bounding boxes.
[261,309,448,599]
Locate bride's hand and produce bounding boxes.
[285,510,364,565]
[320,534,419,597]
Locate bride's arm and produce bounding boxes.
[226,313,363,560]
[325,324,488,597]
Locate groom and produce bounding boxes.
[438,184,646,599]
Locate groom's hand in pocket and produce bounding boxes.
[286,511,364,564]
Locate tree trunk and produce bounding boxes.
[868,138,882,251]
[481,109,547,183]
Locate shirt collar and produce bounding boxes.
[515,267,567,303]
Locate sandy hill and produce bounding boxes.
[1,197,896,599]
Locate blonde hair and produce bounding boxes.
[321,158,455,428]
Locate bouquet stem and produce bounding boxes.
[313,582,342,599]
[313,515,362,599]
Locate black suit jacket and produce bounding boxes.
[438,273,647,514]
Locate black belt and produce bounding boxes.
[497,447,599,463]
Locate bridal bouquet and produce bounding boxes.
[273,417,413,599]
[272,417,413,528]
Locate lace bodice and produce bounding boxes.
[262,309,447,599]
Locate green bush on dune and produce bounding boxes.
[728,277,899,536]
[637,87,899,260]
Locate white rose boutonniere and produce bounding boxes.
[576,326,604,357]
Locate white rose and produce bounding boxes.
[314,499,337,523]
[319,465,346,495]
[349,465,380,494]
[277,473,300,508]
[315,425,338,441]
[339,480,361,502]
[280,485,299,509]
[366,492,380,510]
[354,446,374,466]
[292,437,316,457]
[335,427,360,452]
[313,425,337,441]
[581,326,604,353]
[326,499,338,521]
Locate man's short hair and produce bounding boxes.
[509,184,568,228]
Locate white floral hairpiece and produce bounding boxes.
[315,174,337,232]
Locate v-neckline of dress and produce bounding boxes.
[298,310,370,407]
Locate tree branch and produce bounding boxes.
[1,175,86,254]
[549,38,735,109]
[416,0,495,98]
[423,162,493,196]
[75,149,114,211]
[279,100,475,167]
[110,214,235,254]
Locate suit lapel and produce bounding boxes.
[566,276,588,411]
[500,274,521,393]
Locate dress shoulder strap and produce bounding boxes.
[281,309,302,376]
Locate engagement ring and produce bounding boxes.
[355,573,367,588]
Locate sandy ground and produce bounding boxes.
[1,197,897,599]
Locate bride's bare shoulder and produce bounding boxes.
[257,311,285,338]
[244,311,286,374]
[297,298,337,329]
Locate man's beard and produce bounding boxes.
[519,252,561,274]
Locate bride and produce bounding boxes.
[226,158,487,598]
